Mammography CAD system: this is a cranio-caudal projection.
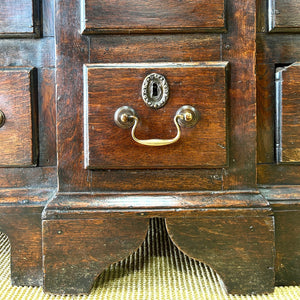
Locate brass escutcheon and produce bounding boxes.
[142,73,169,109]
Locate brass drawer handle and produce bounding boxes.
[114,105,200,147]
[0,110,5,128]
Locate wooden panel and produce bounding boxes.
[90,34,221,63]
[0,0,40,37]
[257,34,300,64]
[276,63,300,163]
[84,62,228,169]
[81,0,226,34]
[38,69,56,166]
[269,0,300,32]
[0,68,37,167]
[260,187,300,285]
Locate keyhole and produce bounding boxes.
[152,82,158,97]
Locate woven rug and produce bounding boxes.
[0,218,299,300]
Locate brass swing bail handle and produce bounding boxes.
[114,105,200,147]
[0,110,5,128]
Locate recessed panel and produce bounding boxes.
[84,62,228,169]
[81,0,226,34]
[0,68,37,167]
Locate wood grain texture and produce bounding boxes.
[0,68,37,167]
[257,34,300,64]
[43,191,274,294]
[260,186,300,285]
[0,189,55,286]
[258,164,300,184]
[56,0,257,191]
[44,190,270,218]
[276,63,300,163]
[257,64,275,163]
[256,1,300,184]
[82,0,225,34]
[0,38,55,68]
[269,0,300,32]
[166,215,275,294]
[38,68,56,166]
[84,62,228,169]
[90,34,221,63]
[43,217,149,294]
[0,0,40,37]
[222,0,257,188]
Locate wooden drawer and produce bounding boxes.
[0,67,37,167]
[81,0,226,34]
[0,0,40,37]
[269,0,300,32]
[276,63,300,163]
[84,62,228,169]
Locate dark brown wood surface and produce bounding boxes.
[43,191,274,294]
[0,0,40,37]
[43,217,149,294]
[222,0,257,189]
[0,188,55,286]
[90,34,221,63]
[167,215,275,294]
[0,68,37,167]
[82,0,225,34]
[56,0,257,192]
[256,0,300,184]
[276,63,300,163]
[269,0,300,32]
[85,62,228,169]
[38,69,56,166]
[260,186,300,285]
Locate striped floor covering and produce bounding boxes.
[0,218,299,300]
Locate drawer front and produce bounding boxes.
[0,0,40,37]
[81,0,226,34]
[0,68,37,167]
[269,0,300,32]
[276,63,300,163]
[84,62,228,169]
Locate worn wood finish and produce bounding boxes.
[38,68,56,166]
[90,168,223,192]
[256,0,300,184]
[44,191,271,217]
[257,63,275,163]
[85,62,228,169]
[43,217,149,294]
[222,0,257,189]
[0,167,56,189]
[43,191,274,294]
[56,0,257,192]
[0,68,37,167]
[82,0,226,34]
[166,215,275,294]
[0,39,55,68]
[276,63,300,163]
[257,34,300,65]
[0,188,55,286]
[269,0,300,32]
[90,34,221,63]
[260,186,300,285]
[0,0,41,37]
